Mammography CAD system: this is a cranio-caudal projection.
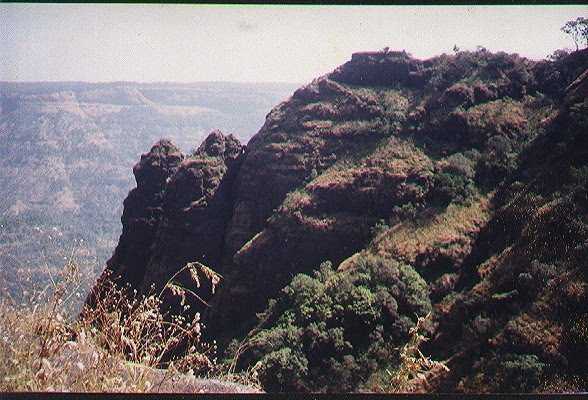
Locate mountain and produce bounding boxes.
[0,81,298,299]
[88,48,588,393]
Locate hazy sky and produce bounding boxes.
[1,4,586,83]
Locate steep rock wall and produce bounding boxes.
[205,49,550,340]
[102,139,184,290]
[87,131,244,314]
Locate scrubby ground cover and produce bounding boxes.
[0,261,260,393]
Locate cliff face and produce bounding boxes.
[140,131,243,292]
[105,139,184,290]
[90,131,244,314]
[424,68,588,393]
[207,49,553,340]
[90,48,588,392]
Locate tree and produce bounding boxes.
[547,48,571,62]
[232,257,432,392]
[561,17,588,51]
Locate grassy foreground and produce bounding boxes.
[0,260,261,393]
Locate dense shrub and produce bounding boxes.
[494,354,547,392]
[462,353,547,393]
[439,83,474,109]
[430,152,478,206]
[431,172,475,206]
[391,202,418,221]
[443,152,478,178]
[476,135,519,187]
[533,48,588,99]
[232,255,431,392]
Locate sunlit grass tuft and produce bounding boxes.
[0,257,218,392]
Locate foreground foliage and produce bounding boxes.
[0,262,219,392]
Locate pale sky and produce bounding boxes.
[1,4,586,83]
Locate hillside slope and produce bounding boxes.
[90,49,588,392]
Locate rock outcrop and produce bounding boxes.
[141,131,243,293]
[0,82,296,306]
[100,139,184,290]
[88,48,588,393]
[331,50,425,87]
[87,131,244,314]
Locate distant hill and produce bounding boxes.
[0,81,298,299]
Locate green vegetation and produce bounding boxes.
[561,17,588,51]
[430,151,479,206]
[473,354,547,393]
[229,255,431,392]
[6,38,588,394]
[202,45,588,394]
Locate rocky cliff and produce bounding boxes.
[89,130,244,316]
[90,48,588,393]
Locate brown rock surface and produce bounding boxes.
[99,139,184,291]
[87,131,244,314]
[141,131,244,294]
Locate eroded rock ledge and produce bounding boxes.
[88,131,244,313]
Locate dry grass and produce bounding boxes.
[280,188,313,212]
[465,99,527,139]
[308,136,432,191]
[329,119,384,138]
[371,194,492,264]
[0,258,220,392]
[366,313,449,393]
[386,313,449,393]
[365,136,432,174]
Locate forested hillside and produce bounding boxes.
[88,48,588,392]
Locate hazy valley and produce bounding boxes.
[0,81,297,300]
